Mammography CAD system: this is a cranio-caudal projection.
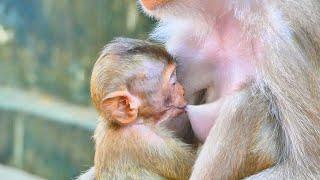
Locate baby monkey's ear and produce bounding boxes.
[101,91,140,125]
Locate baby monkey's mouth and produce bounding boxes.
[165,105,187,111]
[159,104,187,118]
[156,105,187,125]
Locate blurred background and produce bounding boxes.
[0,0,153,179]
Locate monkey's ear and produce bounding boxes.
[101,91,140,125]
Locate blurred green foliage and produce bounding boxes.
[0,0,153,105]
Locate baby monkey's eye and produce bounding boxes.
[169,70,177,85]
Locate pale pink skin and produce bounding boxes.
[183,14,256,142]
[147,1,263,142]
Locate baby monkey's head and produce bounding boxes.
[91,38,186,126]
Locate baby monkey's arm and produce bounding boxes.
[125,125,196,180]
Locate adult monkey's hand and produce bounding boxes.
[139,0,320,179]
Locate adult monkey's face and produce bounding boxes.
[139,0,214,19]
[140,0,170,11]
[139,0,193,18]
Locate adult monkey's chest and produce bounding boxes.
[152,12,260,141]
[158,13,257,104]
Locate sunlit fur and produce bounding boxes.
[94,121,195,180]
[139,0,320,179]
[90,38,195,180]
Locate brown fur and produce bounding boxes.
[94,121,195,180]
[139,0,320,179]
[90,38,195,180]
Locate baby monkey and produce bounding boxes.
[84,38,195,180]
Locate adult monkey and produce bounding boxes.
[139,0,320,179]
